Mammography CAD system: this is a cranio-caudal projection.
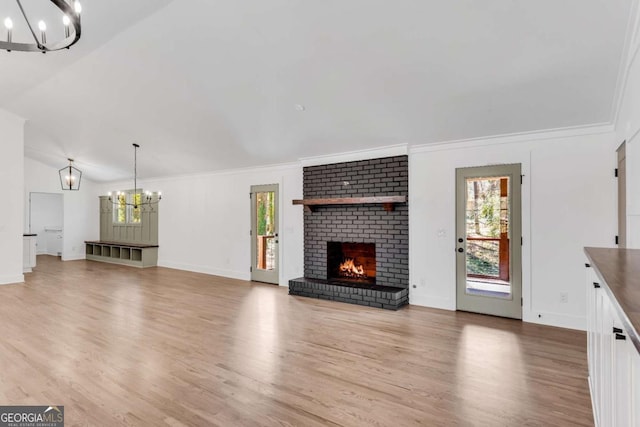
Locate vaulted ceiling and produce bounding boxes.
[0,0,633,181]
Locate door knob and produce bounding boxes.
[457,248,464,253]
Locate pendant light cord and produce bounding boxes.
[133,143,139,208]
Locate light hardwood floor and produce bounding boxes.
[0,256,593,426]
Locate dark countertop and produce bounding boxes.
[585,247,640,353]
[23,234,37,237]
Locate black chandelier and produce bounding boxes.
[2,0,81,53]
[59,158,81,190]
[108,143,162,209]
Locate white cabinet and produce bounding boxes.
[586,262,640,427]
[23,235,37,273]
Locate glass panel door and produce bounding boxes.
[250,184,279,284]
[456,164,522,319]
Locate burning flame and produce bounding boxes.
[339,258,365,277]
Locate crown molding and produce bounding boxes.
[610,0,640,127]
[409,123,615,154]
[299,144,408,167]
[102,160,302,186]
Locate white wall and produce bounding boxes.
[0,109,25,285]
[99,164,304,286]
[95,135,615,331]
[24,158,99,261]
[409,130,617,330]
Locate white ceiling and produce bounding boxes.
[0,0,633,181]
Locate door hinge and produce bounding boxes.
[615,168,619,178]
[521,237,523,245]
[250,229,252,236]
[250,266,252,272]
[615,235,619,245]
[521,297,523,306]
[520,174,524,184]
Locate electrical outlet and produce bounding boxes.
[560,292,568,304]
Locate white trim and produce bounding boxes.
[103,161,302,186]
[409,295,455,311]
[158,260,250,281]
[631,0,640,53]
[610,0,640,127]
[410,124,614,154]
[628,125,640,145]
[62,255,86,261]
[589,376,600,427]
[521,151,533,325]
[300,144,408,167]
[524,311,586,331]
[0,274,24,285]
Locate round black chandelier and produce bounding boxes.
[1,0,81,53]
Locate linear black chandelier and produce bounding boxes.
[108,143,162,209]
[2,0,81,53]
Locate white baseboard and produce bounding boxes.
[62,254,86,261]
[0,274,24,285]
[37,251,61,255]
[158,260,250,281]
[409,294,455,311]
[411,296,586,330]
[589,376,599,427]
[523,311,586,331]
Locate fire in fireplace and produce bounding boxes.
[327,242,376,285]
[339,258,365,278]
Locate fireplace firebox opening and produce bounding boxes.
[327,242,376,285]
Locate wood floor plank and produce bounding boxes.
[0,256,593,426]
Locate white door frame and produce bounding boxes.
[455,163,522,319]
[250,184,280,284]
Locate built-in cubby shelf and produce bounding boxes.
[85,241,158,268]
[292,196,407,212]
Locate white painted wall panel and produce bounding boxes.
[0,109,25,285]
[100,165,304,286]
[409,132,616,330]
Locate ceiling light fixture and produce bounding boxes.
[108,143,162,209]
[2,0,81,53]
[59,158,82,191]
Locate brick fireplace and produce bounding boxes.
[289,155,409,310]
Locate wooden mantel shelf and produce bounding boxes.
[292,196,407,212]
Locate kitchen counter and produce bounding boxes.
[585,247,640,353]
